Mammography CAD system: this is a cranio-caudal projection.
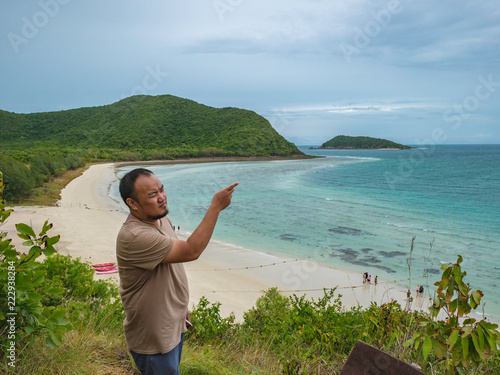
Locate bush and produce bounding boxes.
[40,255,117,304]
[0,155,35,202]
[0,175,125,370]
[187,296,235,343]
[0,179,70,350]
[242,287,365,373]
[405,255,500,374]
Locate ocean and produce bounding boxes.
[111,144,500,321]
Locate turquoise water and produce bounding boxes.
[112,145,500,320]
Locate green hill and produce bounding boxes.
[0,95,303,158]
[319,135,411,149]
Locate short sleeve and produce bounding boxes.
[117,223,174,270]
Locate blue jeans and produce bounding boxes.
[131,333,184,375]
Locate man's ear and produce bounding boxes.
[126,197,139,211]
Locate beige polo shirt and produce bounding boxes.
[116,214,188,354]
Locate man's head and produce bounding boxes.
[119,168,168,222]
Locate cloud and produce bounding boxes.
[273,100,446,116]
[177,0,500,71]
[473,133,493,139]
[0,0,499,143]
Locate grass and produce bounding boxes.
[3,292,500,375]
[180,339,283,375]
[1,321,136,375]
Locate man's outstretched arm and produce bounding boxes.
[161,182,239,263]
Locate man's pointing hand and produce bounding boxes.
[211,182,239,212]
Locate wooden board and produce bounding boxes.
[340,340,425,375]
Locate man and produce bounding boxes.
[116,167,238,374]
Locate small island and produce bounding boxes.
[316,135,411,150]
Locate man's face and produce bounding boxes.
[129,174,168,222]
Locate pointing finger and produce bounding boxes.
[225,182,239,192]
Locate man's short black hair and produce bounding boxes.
[119,168,154,207]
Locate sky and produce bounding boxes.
[1,0,500,145]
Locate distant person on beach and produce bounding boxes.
[116,168,238,375]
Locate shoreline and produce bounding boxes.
[115,154,320,167]
[1,162,453,322]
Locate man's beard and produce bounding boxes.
[147,208,168,221]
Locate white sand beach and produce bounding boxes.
[3,163,432,322]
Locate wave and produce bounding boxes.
[326,155,381,162]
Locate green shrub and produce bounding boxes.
[242,287,365,373]
[0,155,35,201]
[0,174,124,370]
[40,254,118,304]
[187,296,235,343]
[0,177,70,351]
[39,254,124,331]
[362,300,421,350]
[405,255,500,374]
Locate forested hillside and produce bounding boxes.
[319,135,410,149]
[0,95,305,201]
[1,95,303,158]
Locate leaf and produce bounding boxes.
[432,339,445,359]
[449,329,460,349]
[46,235,60,246]
[462,326,473,337]
[471,290,482,306]
[484,330,497,351]
[458,284,468,296]
[461,336,469,360]
[16,223,36,237]
[43,246,56,257]
[46,287,63,295]
[45,332,57,349]
[471,332,485,360]
[449,299,458,314]
[29,246,42,254]
[41,220,52,235]
[458,301,467,317]
[31,270,46,285]
[3,248,18,258]
[404,336,416,348]
[49,308,67,322]
[477,324,485,350]
[479,320,499,330]
[423,336,432,361]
